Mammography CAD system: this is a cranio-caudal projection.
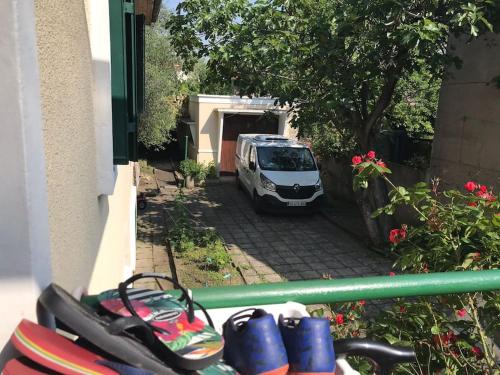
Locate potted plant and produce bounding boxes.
[179,159,207,188]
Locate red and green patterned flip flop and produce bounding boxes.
[98,273,224,371]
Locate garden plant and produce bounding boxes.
[167,191,232,286]
[318,152,499,374]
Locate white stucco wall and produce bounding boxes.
[0,0,52,350]
[33,0,136,292]
[188,95,295,166]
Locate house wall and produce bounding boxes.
[188,95,296,165]
[430,33,500,189]
[33,0,135,293]
[0,0,52,351]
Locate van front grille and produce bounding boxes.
[276,185,315,199]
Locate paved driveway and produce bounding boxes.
[168,182,392,284]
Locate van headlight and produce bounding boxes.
[315,179,322,192]
[260,173,276,192]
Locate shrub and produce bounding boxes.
[348,151,500,374]
[179,159,207,182]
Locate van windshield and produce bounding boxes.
[257,147,317,171]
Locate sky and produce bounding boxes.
[162,0,180,11]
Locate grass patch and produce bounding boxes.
[167,191,242,288]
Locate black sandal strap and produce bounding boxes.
[107,316,157,345]
[118,273,195,323]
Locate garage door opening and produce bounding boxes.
[219,113,279,175]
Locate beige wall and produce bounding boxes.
[34,0,135,293]
[189,96,295,166]
[431,33,500,189]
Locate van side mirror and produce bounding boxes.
[249,161,256,171]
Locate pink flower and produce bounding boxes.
[456,308,467,318]
[376,160,387,168]
[351,155,362,165]
[389,227,407,244]
[389,272,396,276]
[475,190,496,202]
[464,181,477,192]
[366,151,376,160]
[358,300,366,306]
[479,185,487,193]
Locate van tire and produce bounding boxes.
[253,192,264,214]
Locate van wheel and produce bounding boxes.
[253,192,264,214]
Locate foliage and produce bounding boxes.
[168,191,231,272]
[141,9,216,150]
[385,69,441,138]
[169,0,496,152]
[179,159,208,181]
[205,161,218,179]
[348,155,500,374]
[140,9,181,149]
[304,123,356,159]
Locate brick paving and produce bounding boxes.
[134,173,174,290]
[163,182,392,285]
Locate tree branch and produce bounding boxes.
[362,72,400,148]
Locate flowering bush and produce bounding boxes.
[347,151,500,374]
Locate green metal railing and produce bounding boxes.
[169,270,500,309]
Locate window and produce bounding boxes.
[109,0,145,164]
[249,146,256,165]
[257,147,317,171]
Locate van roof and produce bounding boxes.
[237,134,307,148]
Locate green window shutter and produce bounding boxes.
[109,0,139,164]
[136,15,145,115]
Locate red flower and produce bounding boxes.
[456,308,467,318]
[366,150,376,160]
[467,201,477,207]
[389,227,407,244]
[358,300,366,306]
[422,263,429,273]
[479,184,487,193]
[471,252,481,261]
[464,181,477,192]
[389,272,396,276]
[351,155,362,165]
[471,346,483,359]
[335,314,344,325]
[399,306,406,313]
[376,160,387,169]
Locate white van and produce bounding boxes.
[235,134,324,213]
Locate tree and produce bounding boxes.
[140,9,182,149]
[169,0,497,244]
[140,8,233,150]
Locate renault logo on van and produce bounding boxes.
[293,184,300,192]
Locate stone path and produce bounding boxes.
[164,182,393,285]
[135,173,174,290]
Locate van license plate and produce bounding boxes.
[287,201,306,207]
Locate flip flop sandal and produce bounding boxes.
[97,273,224,371]
[38,283,182,374]
[10,319,152,375]
[2,358,53,375]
